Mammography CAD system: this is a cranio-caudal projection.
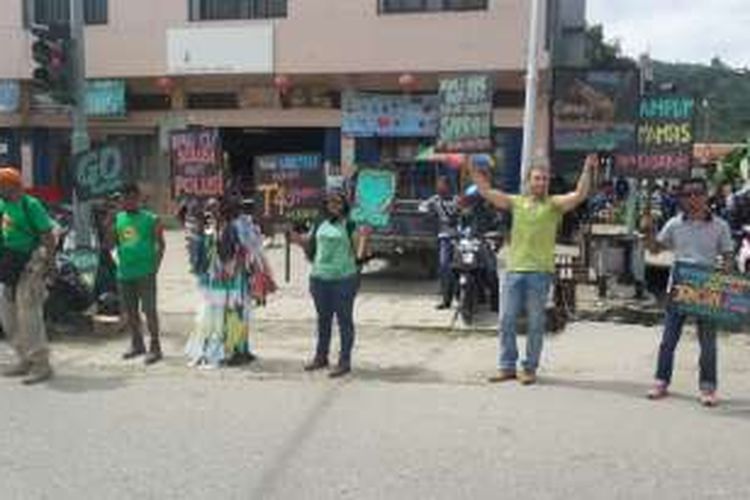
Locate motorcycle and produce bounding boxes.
[737,225,750,274]
[450,224,500,325]
[44,206,98,325]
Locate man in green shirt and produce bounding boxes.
[114,184,165,365]
[472,153,597,385]
[0,166,57,385]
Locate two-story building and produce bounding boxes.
[0,0,585,211]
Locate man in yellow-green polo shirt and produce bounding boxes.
[471,153,597,385]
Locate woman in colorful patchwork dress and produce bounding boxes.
[185,198,275,367]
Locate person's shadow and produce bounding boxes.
[543,375,750,420]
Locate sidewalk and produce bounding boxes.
[158,230,491,332]
[159,231,662,333]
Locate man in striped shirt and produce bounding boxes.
[419,176,459,309]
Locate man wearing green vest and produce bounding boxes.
[471,153,597,385]
[114,184,166,365]
[0,166,57,384]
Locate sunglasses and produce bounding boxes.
[681,189,706,197]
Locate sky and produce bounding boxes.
[587,0,750,67]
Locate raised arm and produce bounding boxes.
[551,153,598,214]
[470,163,513,211]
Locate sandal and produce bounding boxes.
[647,381,668,400]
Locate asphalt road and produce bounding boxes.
[3,365,750,500]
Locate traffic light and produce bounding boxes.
[30,23,74,105]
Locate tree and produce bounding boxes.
[585,24,635,68]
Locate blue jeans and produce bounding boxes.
[656,307,717,392]
[499,272,552,372]
[310,275,358,367]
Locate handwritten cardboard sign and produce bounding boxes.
[615,95,695,178]
[254,153,325,225]
[170,129,223,199]
[552,69,639,152]
[74,145,125,201]
[436,75,493,153]
[669,261,750,326]
[351,169,396,229]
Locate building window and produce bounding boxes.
[188,0,287,21]
[187,93,239,110]
[127,94,172,112]
[24,0,108,26]
[378,0,487,14]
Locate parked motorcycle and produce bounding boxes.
[450,224,500,325]
[44,207,98,325]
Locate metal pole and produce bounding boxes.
[520,0,543,193]
[70,0,90,247]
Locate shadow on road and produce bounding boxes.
[249,384,342,499]
[543,376,650,399]
[351,364,444,384]
[544,376,750,419]
[46,373,129,393]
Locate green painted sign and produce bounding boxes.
[351,169,396,228]
[75,145,125,201]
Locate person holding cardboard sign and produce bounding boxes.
[643,177,734,407]
[471,153,597,385]
[289,188,367,378]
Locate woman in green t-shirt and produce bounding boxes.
[290,189,366,378]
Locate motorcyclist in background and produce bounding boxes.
[458,184,501,313]
[419,175,459,309]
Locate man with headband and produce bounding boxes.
[0,166,56,384]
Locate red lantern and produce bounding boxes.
[398,73,418,92]
[155,76,175,94]
[273,74,292,95]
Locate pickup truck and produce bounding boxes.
[366,199,439,277]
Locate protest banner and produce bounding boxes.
[342,91,439,137]
[170,129,223,199]
[552,69,639,153]
[670,261,750,326]
[615,95,696,178]
[253,153,326,226]
[351,169,396,229]
[436,75,493,152]
[74,145,125,201]
[351,169,397,259]
[254,153,325,283]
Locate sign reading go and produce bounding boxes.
[75,145,124,201]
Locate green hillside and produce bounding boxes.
[652,60,750,143]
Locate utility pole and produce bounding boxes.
[70,0,91,246]
[520,0,543,193]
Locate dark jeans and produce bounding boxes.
[310,275,358,367]
[656,307,717,392]
[119,274,160,352]
[438,236,454,305]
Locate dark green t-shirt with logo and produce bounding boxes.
[115,209,159,281]
[0,195,54,254]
